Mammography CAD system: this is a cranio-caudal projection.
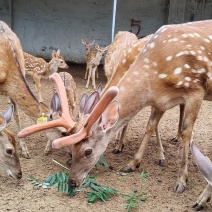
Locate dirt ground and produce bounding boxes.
[0,64,212,212]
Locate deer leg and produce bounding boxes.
[121,107,164,172]
[112,124,128,154]
[10,99,30,158]
[84,63,88,79]
[155,125,165,166]
[193,184,212,211]
[96,66,99,79]
[92,66,97,89]
[175,97,202,193]
[33,75,43,102]
[44,139,52,155]
[170,104,185,142]
[86,66,92,88]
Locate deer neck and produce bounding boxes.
[43,59,59,77]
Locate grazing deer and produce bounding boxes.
[85,44,108,89]
[81,39,95,79]
[24,50,69,102]
[191,141,212,211]
[0,20,50,158]
[18,20,212,194]
[0,104,22,180]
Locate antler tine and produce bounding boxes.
[52,86,119,149]
[18,73,76,138]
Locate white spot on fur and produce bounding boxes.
[197,56,203,61]
[181,34,188,38]
[191,69,197,73]
[143,65,149,69]
[189,51,196,55]
[133,71,139,76]
[197,68,206,73]
[174,67,182,74]
[200,46,205,50]
[177,81,183,86]
[149,42,155,48]
[194,33,201,37]
[184,64,190,69]
[153,62,158,67]
[193,79,199,83]
[144,58,150,63]
[209,35,212,40]
[184,82,190,87]
[166,56,172,61]
[153,71,158,75]
[185,77,191,81]
[122,58,126,64]
[204,38,211,43]
[158,74,167,79]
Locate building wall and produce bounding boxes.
[0,0,211,63]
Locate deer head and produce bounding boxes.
[81,39,95,52]
[50,49,69,71]
[0,104,22,180]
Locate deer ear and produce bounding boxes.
[84,91,100,114]
[100,101,119,132]
[3,104,14,124]
[56,49,60,55]
[52,50,57,58]
[50,93,61,113]
[191,141,212,185]
[95,43,100,49]
[79,93,88,114]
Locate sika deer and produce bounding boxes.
[0,20,49,158]
[19,20,212,194]
[85,44,108,89]
[0,104,22,180]
[24,50,69,102]
[81,39,95,79]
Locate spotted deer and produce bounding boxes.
[0,104,22,180]
[85,43,108,89]
[81,39,95,79]
[24,50,69,102]
[18,20,212,197]
[0,20,50,158]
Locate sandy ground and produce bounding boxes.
[0,64,212,212]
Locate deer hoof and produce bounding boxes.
[157,159,165,166]
[174,183,186,193]
[192,203,204,211]
[170,136,179,143]
[22,151,31,159]
[112,145,125,154]
[112,149,121,154]
[120,165,135,173]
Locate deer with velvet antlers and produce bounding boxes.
[18,20,212,198]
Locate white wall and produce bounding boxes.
[0,0,211,63]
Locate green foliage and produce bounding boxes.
[27,175,50,188]
[44,172,76,196]
[95,155,109,167]
[124,191,146,212]
[81,176,119,203]
[140,170,148,180]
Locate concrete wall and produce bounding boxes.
[0,0,211,63]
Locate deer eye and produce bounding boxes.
[6,148,13,156]
[85,149,92,157]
